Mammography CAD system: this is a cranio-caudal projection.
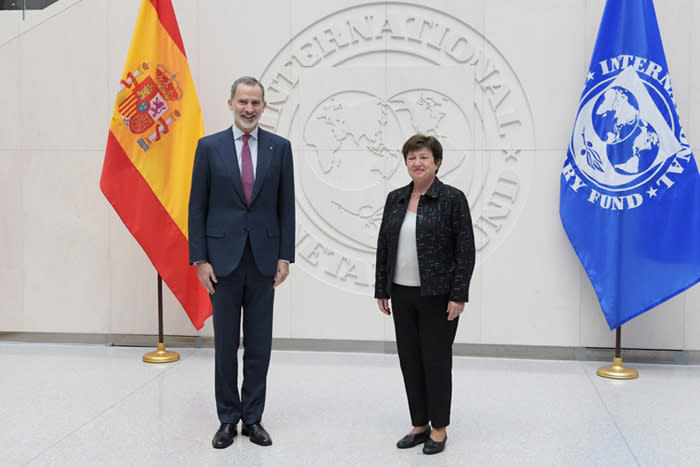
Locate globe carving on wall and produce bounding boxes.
[303,90,467,190]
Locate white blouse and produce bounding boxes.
[393,211,421,286]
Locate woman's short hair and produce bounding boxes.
[401,134,443,172]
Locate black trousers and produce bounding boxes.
[391,284,458,428]
[211,241,274,425]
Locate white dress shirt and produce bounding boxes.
[231,125,259,175]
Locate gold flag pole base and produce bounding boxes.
[143,342,180,364]
[597,357,638,380]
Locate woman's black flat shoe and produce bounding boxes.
[422,435,447,454]
[396,428,431,448]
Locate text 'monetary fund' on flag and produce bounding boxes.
[560,0,700,330]
[100,0,210,329]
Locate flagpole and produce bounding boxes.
[143,274,180,363]
[596,326,638,379]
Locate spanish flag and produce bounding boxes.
[101,0,210,329]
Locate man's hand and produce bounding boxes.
[447,301,465,321]
[377,298,391,315]
[273,261,289,288]
[196,262,217,294]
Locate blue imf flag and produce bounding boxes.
[560,0,700,330]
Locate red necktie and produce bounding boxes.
[241,134,254,203]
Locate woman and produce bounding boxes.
[375,134,475,455]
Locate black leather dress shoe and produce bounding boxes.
[396,428,431,449]
[423,435,447,455]
[212,423,237,449]
[242,422,272,446]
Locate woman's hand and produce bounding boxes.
[447,301,465,320]
[377,298,391,315]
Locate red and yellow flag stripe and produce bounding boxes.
[101,0,209,329]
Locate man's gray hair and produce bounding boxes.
[230,76,265,101]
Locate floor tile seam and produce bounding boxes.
[578,360,642,467]
[18,348,190,467]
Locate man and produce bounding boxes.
[188,76,295,449]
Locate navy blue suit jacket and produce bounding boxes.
[188,126,295,277]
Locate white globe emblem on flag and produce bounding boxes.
[571,66,684,192]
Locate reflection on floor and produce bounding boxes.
[1,342,698,467]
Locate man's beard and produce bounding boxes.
[236,114,259,131]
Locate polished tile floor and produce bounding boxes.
[1,342,699,467]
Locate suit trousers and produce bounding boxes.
[211,241,274,425]
[390,283,458,428]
